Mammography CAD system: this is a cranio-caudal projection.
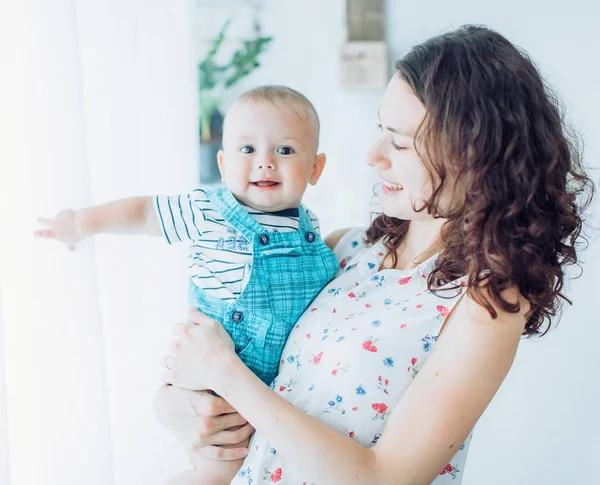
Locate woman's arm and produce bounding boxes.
[180,287,528,485]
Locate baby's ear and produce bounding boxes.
[217,150,226,180]
[309,153,326,185]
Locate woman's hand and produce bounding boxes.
[162,310,239,392]
[154,385,253,461]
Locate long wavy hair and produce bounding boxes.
[366,25,595,336]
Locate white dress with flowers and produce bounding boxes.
[231,229,472,485]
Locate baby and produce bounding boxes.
[34,85,339,484]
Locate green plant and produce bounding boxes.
[199,19,273,143]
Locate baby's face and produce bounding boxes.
[217,100,325,212]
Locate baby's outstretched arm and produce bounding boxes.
[34,197,161,250]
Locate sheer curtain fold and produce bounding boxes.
[1,1,197,484]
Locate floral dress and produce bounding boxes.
[231,229,472,484]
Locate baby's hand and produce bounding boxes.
[34,209,82,251]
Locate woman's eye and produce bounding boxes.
[390,140,408,151]
[240,145,255,154]
[277,146,294,155]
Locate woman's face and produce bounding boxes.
[366,75,434,220]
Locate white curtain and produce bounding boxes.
[1,1,198,484]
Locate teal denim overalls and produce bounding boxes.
[189,186,339,385]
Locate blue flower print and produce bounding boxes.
[356,385,366,395]
[370,274,386,287]
[270,448,277,455]
[351,240,359,248]
[367,262,376,269]
[371,319,382,327]
[237,467,253,484]
[384,298,393,306]
[383,357,395,367]
[322,395,347,414]
[421,334,438,352]
[336,336,346,343]
[286,352,302,369]
[369,433,381,447]
[309,384,315,392]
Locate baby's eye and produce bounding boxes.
[277,146,294,155]
[240,145,255,154]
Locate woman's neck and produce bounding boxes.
[388,218,446,271]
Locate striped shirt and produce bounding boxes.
[154,187,321,301]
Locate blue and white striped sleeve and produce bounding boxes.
[305,208,321,235]
[153,190,209,244]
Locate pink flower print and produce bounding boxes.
[407,357,420,377]
[439,463,460,479]
[416,304,423,309]
[349,431,355,438]
[312,351,324,365]
[332,361,349,376]
[437,305,450,317]
[398,277,411,285]
[310,307,317,312]
[305,333,311,339]
[348,291,356,298]
[362,339,378,352]
[352,406,359,411]
[332,307,337,314]
[371,402,389,420]
[365,302,372,308]
[400,323,407,329]
[377,251,384,257]
[340,258,347,269]
[278,379,297,393]
[263,467,283,482]
[377,375,390,395]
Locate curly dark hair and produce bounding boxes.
[365,25,595,336]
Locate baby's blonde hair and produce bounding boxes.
[231,85,320,147]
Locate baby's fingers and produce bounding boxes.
[37,217,53,227]
[33,229,56,238]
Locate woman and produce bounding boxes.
[156,25,594,484]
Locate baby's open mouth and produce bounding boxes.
[251,181,281,187]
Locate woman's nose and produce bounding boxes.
[366,139,390,168]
